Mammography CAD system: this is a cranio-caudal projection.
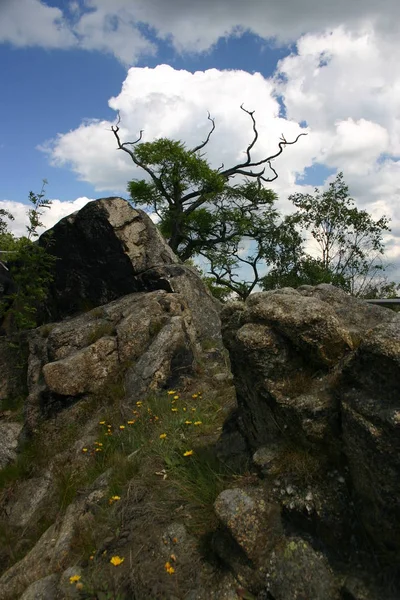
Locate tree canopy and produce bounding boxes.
[112,105,306,299]
[262,172,393,297]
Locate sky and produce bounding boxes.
[1,0,400,282]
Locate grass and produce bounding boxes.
[87,322,116,345]
[0,384,243,598]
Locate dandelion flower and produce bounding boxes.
[95,448,102,452]
[82,448,88,453]
[171,408,178,412]
[159,433,167,439]
[192,394,198,399]
[110,556,124,566]
[165,561,175,575]
[173,395,179,400]
[183,450,194,457]
[99,421,106,425]
[127,420,135,425]
[183,407,187,412]
[136,401,143,406]
[167,390,176,395]
[194,421,202,426]
[119,425,125,430]
[185,420,192,425]
[109,495,121,505]
[69,575,81,584]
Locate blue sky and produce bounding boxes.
[0,0,399,279]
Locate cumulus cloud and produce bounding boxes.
[0,197,96,237]
[42,65,310,206]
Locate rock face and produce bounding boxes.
[1,198,399,600]
[38,197,179,322]
[221,284,400,594]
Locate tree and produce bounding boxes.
[280,172,392,296]
[0,181,55,332]
[112,105,305,299]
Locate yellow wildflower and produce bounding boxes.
[183,407,187,412]
[89,555,94,560]
[185,420,192,425]
[173,395,179,400]
[183,450,194,457]
[165,561,175,575]
[159,433,167,439]
[171,408,178,412]
[69,575,81,584]
[119,425,125,430]
[109,495,121,505]
[192,394,198,399]
[167,390,176,395]
[136,401,143,406]
[110,556,124,566]
[194,421,202,426]
[99,421,106,425]
[107,424,112,428]
[127,420,135,425]
[82,448,88,453]
[191,408,196,412]
[95,448,102,452]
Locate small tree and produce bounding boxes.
[0,181,55,332]
[285,172,392,296]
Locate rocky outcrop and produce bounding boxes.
[37,197,179,322]
[220,284,400,597]
[1,196,399,600]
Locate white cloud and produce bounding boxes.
[0,197,96,238]
[42,65,308,203]
[0,0,75,48]
[2,0,400,65]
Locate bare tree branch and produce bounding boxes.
[189,111,216,154]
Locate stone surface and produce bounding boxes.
[340,317,400,560]
[19,574,60,600]
[0,421,23,468]
[37,197,179,322]
[0,502,83,600]
[214,488,282,562]
[265,538,339,600]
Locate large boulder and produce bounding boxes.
[221,284,400,585]
[37,197,179,322]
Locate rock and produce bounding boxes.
[265,538,339,600]
[214,488,282,563]
[7,471,52,528]
[38,197,179,322]
[0,502,84,599]
[0,421,23,468]
[19,574,60,600]
[340,317,400,560]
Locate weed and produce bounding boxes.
[281,370,315,398]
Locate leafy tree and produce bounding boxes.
[282,172,392,296]
[112,106,306,298]
[0,181,55,332]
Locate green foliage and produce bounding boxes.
[285,172,392,296]
[0,180,55,332]
[121,109,306,300]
